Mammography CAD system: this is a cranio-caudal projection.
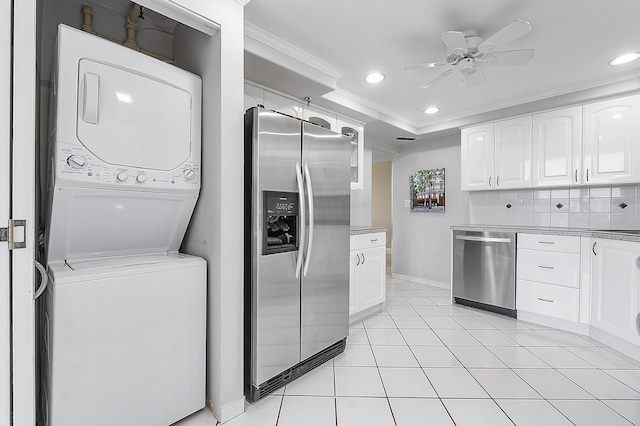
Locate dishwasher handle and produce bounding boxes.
[455,235,513,243]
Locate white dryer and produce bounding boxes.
[43,25,206,426]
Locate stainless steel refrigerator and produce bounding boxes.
[244,107,351,401]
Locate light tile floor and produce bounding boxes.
[179,276,640,426]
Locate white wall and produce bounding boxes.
[392,135,469,287]
[173,0,245,423]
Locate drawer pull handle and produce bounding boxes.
[371,239,378,242]
[636,257,640,270]
[538,265,555,270]
[538,241,555,245]
[537,297,554,303]
[636,313,640,336]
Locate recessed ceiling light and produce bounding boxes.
[609,53,640,66]
[365,72,385,83]
[423,107,440,114]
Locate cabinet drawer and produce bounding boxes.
[517,280,579,322]
[518,233,580,253]
[351,232,385,251]
[517,249,580,288]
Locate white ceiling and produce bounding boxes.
[244,0,640,148]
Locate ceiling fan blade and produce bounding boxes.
[403,62,450,71]
[461,66,485,88]
[420,69,454,89]
[483,49,534,65]
[478,19,531,53]
[441,31,468,56]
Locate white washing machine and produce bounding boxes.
[43,25,206,426]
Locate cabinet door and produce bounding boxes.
[461,124,495,191]
[263,91,303,118]
[532,106,582,187]
[494,116,532,189]
[591,238,640,346]
[349,251,359,316]
[337,117,364,191]
[583,95,640,184]
[358,246,386,311]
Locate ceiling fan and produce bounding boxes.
[404,20,534,88]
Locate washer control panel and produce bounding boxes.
[54,141,200,191]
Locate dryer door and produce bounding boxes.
[76,59,193,171]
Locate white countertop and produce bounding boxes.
[350,226,388,235]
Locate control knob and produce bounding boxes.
[67,155,86,169]
[136,175,147,183]
[116,172,129,182]
[183,169,195,181]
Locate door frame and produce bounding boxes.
[12,0,38,424]
[1,0,12,422]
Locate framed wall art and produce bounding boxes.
[410,168,445,212]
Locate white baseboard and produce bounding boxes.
[517,311,589,335]
[391,273,450,290]
[214,396,245,424]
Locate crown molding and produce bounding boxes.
[244,22,341,80]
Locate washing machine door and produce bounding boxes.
[76,59,193,171]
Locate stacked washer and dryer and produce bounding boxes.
[43,25,206,426]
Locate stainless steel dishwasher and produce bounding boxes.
[452,230,516,317]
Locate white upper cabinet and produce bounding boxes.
[583,94,640,185]
[494,116,532,189]
[461,123,495,191]
[337,116,364,190]
[461,117,531,191]
[532,106,582,187]
[303,106,337,131]
[263,91,303,118]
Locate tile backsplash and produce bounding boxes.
[469,185,640,229]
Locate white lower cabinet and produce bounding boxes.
[350,232,386,321]
[591,238,640,347]
[516,234,581,323]
[517,280,579,322]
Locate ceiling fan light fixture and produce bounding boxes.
[609,53,640,66]
[365,72,385,83]
[423,107,440,114]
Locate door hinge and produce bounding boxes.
[0,219,26,250]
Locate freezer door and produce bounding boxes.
[247,108,302,385]
[300,122,350,360]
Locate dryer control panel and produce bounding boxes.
[53,141,200,193]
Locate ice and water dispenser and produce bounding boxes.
[263,191,298,255]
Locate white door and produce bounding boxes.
[0,0,11,421]
[12,0,37,424]
[591,238,640,346]
[494,116,532,189]
[532,106,582,187]
[583,94,640,184]
[461,124,495,191]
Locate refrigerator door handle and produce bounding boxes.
[303,163,314,277]
[295,162,306,278]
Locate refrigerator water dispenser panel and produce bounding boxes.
[263,191,298,255]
